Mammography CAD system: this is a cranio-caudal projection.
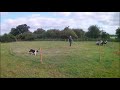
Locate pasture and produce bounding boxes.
[1,41,120,78]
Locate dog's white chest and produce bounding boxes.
[34,50,37,56]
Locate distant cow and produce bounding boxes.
[96,40,107,46]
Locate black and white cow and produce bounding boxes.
[96,40,107,46]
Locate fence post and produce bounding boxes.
[40,48,43,64]
[99,45,101,62]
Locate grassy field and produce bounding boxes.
[1,41,120,78]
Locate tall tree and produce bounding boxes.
[73,29,85,38]
[61,27,78,39]
[116,27,120,41]
[46,29,58,38]
[86,25,101,38]
[33,28,45,34]
[46,29,61,38]
[33,28,46,39]
[10,28,19,36]
[16,24,30,34]
[10,24,30,36]
[100,30,110,40]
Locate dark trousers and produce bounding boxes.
[69,41,72,46]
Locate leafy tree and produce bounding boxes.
[10,24,30,36]
[116,27,120,41]
[0,34,16,42]
[46,30,57,38]
[86,25,101,38]
[64,26,70,31]
[17,32,34,41]
[10,28,19,36]
[73,29,85,38]
[46,29,61,39]
[33,28,45,34]
[61,27,78,39]
[16,24,30,34]
[34,28,46,39]
[100,30,110,40]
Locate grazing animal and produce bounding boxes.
[96,40,107,46]
[29,49,38,56]
[103,40,107,44]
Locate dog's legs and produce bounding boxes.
[35,51,37,56]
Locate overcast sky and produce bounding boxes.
[0,12,120,35]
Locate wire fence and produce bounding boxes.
[9,41,119,64]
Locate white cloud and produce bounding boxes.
[1,12,119,35]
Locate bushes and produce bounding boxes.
[0,34,16,42]
[17,32,35,41]
[0,32,35,43]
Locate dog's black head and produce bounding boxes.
[29,49,34,52]
[29,49,39,53]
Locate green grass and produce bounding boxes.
[1,41,120,78]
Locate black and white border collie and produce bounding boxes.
[29,49,38,56]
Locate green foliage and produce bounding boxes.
[46,29,58,38]
[100,30,110,40]
[0,34,16,42]
[33,28,46,39]
[10,24,30,36]
[10,28,19,36]
[16,24,30,34]
[17,32,35,41]
[86,25,101,38]
[33,28,45,34]
[116,27,120,41]
[61,27,78,39]
[73,29,85,38]
[1,24,120,42]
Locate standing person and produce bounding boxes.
[68,36,73,46]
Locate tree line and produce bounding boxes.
[0,24,120,42]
